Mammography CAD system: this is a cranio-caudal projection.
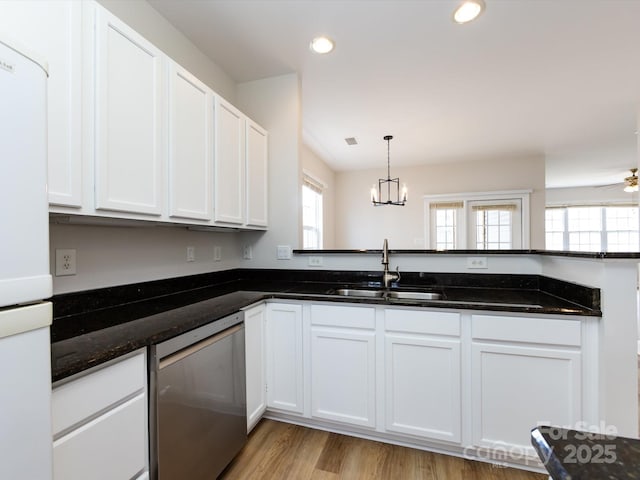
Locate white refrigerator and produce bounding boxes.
[0,36,53,480]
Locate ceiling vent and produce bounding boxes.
[345,137,358,146]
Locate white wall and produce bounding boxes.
[236,73,302,267]
[334,155,546,250]
[50,224,242,294]
[97,0,236,101]
[301,144,336,249]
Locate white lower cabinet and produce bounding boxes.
[470,314,583,459]
[265,303,304,414]
[244,303,267,432]
[384,309,462,443]
[310,304,376,428]
[261,301,591,470]
[52,350,148,480]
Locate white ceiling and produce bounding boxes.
[149,0,640,189]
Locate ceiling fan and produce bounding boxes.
[623,168,638,193]
[595,168,638,193]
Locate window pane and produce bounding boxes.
[434,207,457,250]
[605,206,639,251]
[476,209,512,249]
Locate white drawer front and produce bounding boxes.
[53,393,147,480]
[311,304,376,329]
[385,308,460,337]
[472,315,581,346]
[52,351,145,435]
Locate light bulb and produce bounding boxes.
[310,36,335,54]
[453,0,485,24]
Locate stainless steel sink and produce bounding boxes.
[335,288,442,301]
[335,288,385,298]
[387,291,442,301]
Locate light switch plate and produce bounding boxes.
[276,245,292,260]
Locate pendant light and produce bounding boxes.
[371,135,407,206]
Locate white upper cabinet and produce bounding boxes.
[0,0,83,207]
[167,62,213,221]
[91,5,165,216]
[245,120,268,228]
[214,98,245,225]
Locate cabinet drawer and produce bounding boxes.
[53,394,147,480]
[472,315,581,346]
[52,351,145,435]
[311,304,376,329]
[385,309,460,337]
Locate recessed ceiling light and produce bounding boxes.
[310,36,335,54]
[453,0,485,24]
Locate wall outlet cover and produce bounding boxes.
[243,245,252,260]
[308,256,323,267]
[213,246,222,262]
[467,257,488,269]
[187,246,195,262]
[55,249,77,276]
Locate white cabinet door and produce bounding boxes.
[311,327,376,428]
[167,62,213,221]
[471,342,582,457]
[266,303,304,414]
[0,0,82,208]
[92,5,164,216]
[385,333,461,443]
[245,119,268,228]
[309,304,376,428]
[244,303,267,432]
[214,98,245,225]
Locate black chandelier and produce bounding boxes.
[371,135,407,206]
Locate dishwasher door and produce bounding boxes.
[154,319,246,480]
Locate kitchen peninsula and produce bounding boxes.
[50,250,639,475]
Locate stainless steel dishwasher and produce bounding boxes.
[149,312,246,480]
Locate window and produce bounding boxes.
[431,202,462,250]
[545,205,639,252]
[302,176,323,249]
[471,202,520,250]
[425,191,529,250]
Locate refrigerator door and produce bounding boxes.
[0,36,51,307]
[0,302,53,480]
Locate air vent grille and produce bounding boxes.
[345,137,358,146]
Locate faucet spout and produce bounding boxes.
[381,238,400,288]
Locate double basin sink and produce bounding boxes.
[334,288,442,301]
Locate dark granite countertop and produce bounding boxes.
[51,268,601,382]
[294,249,640,259]
[532,426,640,479]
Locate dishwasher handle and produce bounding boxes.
[159,323,243,370]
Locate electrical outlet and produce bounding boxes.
[467,257,488,269]
[276,245,292,260]
[187,246,195,262]
[55,249,77,276]
[308,256,323,267]
[213,246,222,262]
[242,245,252,260]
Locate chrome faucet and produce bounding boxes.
[381,238,400,288]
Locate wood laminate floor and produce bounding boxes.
[220,419,547,480]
